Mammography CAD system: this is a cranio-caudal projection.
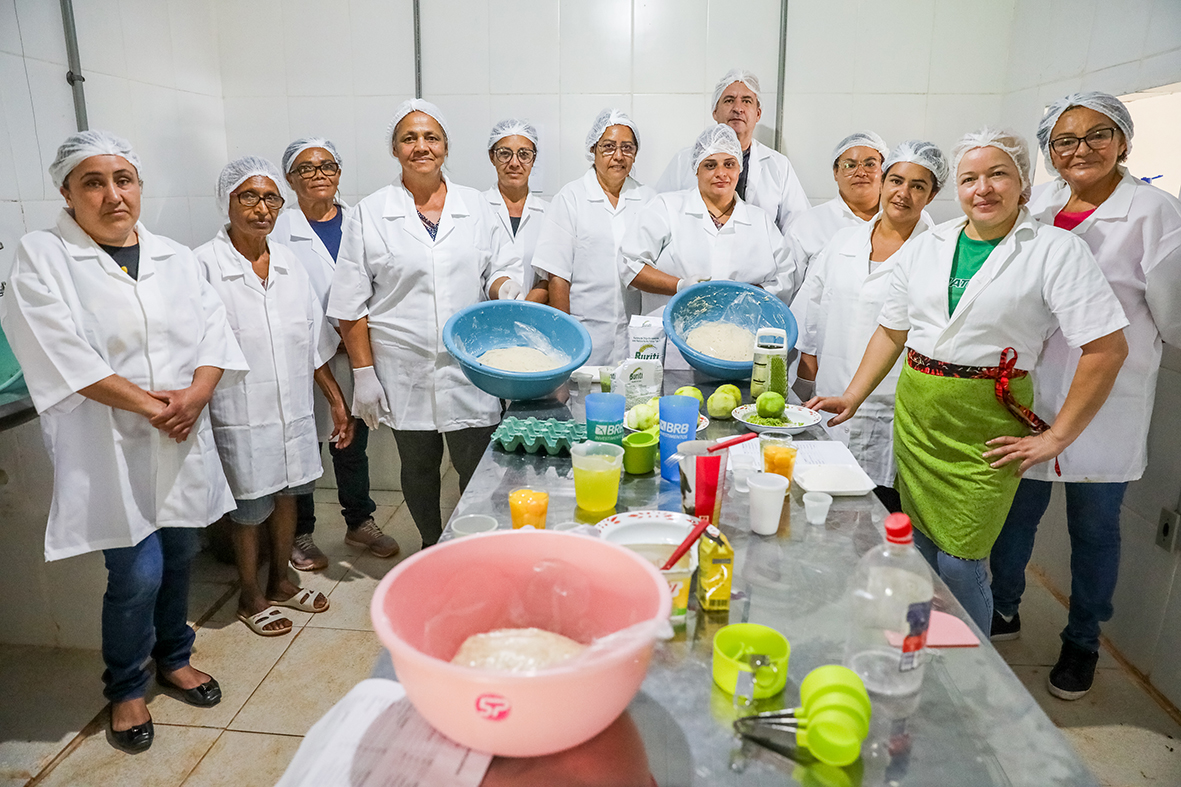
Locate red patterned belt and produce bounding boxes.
[906,347,1061,476]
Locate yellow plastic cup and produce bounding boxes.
[712,623,790,699]
[508,488,548,529]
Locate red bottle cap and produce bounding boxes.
[885,513,913,545]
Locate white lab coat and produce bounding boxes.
[0,211,247,560]
[1025,170,1181,483]
[879,209,1128,369]
[272,201,354,441]
[798,214,932,485]
[655,139,810,235]
[196,228,338,500]
[531,169,656,365]
[327,177,522,432]
[482,186,549,291]
[621,189,792,314]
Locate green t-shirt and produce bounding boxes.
[948,231,1002,314]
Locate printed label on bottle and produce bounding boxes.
[898,600,931,672]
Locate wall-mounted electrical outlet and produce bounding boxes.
[1157,508,1181,552]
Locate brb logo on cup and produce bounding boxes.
[662,421,692,437]
[475,693,512,721]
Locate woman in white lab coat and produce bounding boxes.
[483,119,549,301]
[531,109,656,365]
[623,124,791,312]
[796,140,947,511]
[0,131,247,752]
[990,92,1181,699]
[809,129,1129,633]
[197,157,353,637]
[328,99,522,548]
[273,137,398,571]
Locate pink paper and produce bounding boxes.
[885,610,980,648]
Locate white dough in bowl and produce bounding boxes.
[478,347,563,372]
[685,322,755,363]
[451,627,587,671]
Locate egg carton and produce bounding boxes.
[492,416,587,455]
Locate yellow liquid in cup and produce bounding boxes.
[509,489,548,529]
[573,458,622,512]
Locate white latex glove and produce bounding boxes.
[792,376,816,402]
[497,279,524,300]
[677,275,711,293]
[351,366,392,429]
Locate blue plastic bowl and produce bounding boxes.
[443,301,593,401]
[663,281,797,380]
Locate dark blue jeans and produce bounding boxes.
[990,478,1127,653]
[911,527,993,634]
[296,418,376,535]
[101,527,200,702]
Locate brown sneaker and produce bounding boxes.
[345,518,401,558]
[290,533,329,571]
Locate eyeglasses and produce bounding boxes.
[596,141,637,158]
[837,158,881,173]
[236,191,285,210]
[492,147,536,164]
[292,161,341,179]
[1049,127,1118,156]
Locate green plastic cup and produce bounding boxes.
[622,431,659,475]
[712,623,790,699]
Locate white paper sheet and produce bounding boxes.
[727,436,864,471]
[275,679,492,787]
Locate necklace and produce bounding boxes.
[708,198,736,229]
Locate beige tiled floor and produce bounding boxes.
[4,488,1179,786]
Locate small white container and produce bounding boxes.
[747,472,789,535]
[450,514,500,537]
[803,491,834,524]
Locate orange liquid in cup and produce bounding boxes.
[509,488,549,529]
[763,444,798,483]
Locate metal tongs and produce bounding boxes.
[732,707,817,765]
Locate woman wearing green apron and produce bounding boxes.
[807,128,1129,632]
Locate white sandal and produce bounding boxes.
[268,588,329,613]
[237,606,293,637]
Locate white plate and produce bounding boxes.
[794,464,876,496]
[595,510,701,570]
[624,412,709,433]
[732,403,821,435]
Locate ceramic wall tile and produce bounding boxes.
[633,0,707,95]
[780,92,854,201]
[1085,0,1152,74]
[1144,0,1181,58]
[488,0,560,95]
[559,0,632,95]
[213,0,285,98]
[21,58,78,199]
[349,0,416,98]
[12,0,66,66]
[168,0,222,97]
[1105,507,1175,673]
[425,93,491,188]
[629,93,707,188]
[223,94,291,162]
[851,0,935,95]
[282,0,355,98]
[705,0,781,96]
[924,94,1005,156]
[0,0,21,56]
[72,0,129,80]
[781,0,856,96]
[119,0,175,89]
[420,0,490,96]
[930,0,1014,95]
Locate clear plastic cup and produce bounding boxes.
[729,454,757,494]
[509,488,549,529]
[570,442,624,512]
[760,432,797,483]
[450,513,500,537]
[803,491,833,525]
[747,472,789,536]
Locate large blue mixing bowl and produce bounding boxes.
[663,281,797,380]
[443,301,592,401]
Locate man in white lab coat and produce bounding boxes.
[0,131,248,752]
[655,69,810,236]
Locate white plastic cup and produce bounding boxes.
[450,513,500,537]
[747,473,789,535]
[729,454,757,494]
[803,492,834,525]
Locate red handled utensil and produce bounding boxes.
[660,516,712,571]
[708,432,758,452]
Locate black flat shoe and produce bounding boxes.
[156,670,222,707]
[109,719,153,753]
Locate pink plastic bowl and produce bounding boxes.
[370,529,672,757]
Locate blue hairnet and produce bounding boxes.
[385,99,451,159]
[691,124,743,173]
[585,109,640,162]
[711,69,761,111]
[488,119,539,151]
[831,131,889,165]
[1036,91,1133,176]
[50,130,142,189]
[216,156,286,215]
[884,140,949,193]
[281,137,342,174]
[952,128,1033,202]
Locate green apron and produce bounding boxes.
[893,363,1034,560]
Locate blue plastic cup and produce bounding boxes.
[585,392,626,445]
[659,394,699,482]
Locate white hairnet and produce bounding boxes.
[385,99,451,159]
[281,137,342,174]
[951,128,1033,202]
[584,108,640,162]
[711,69,761,111]
[691,124,743,173]
[831,131,889,165]
[883,139,949,193]
[487,118,539,151]
[216,155,286,215]
[49,130,142,189]
[1036,91,1134,175]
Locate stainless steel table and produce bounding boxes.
[378,373,1096,786]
